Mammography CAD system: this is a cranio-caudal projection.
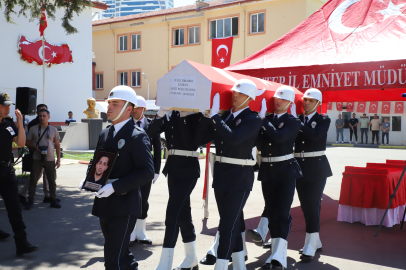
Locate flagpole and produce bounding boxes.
[42,34,45,104]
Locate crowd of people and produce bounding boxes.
[335,113,391,145]
[1,82,332,270]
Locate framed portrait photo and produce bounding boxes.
[82,150,118,192]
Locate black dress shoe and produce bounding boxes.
[43,197,61,203]
[136,239,152,245]
[173,265,199,270]
[25,200,33,210]
[300,254,313,262]
[262,261,285,269]
[199,254,216,265]
[263,242,272,249]
[246,229,263,246]
[50,200,61,209]
[0,229,11,240]
[16,240,39,256]
[19,195,27,206]
[299,247,322,254]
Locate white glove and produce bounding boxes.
[94,183,115,198]
[210,93,220,117]
[290,103,298,118]
[78,179,86,191]
[260,98,267,119]
[152,173,159,184]
[157,107,171,118]
[179,111,195,118]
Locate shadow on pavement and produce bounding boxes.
[200,194,406,269]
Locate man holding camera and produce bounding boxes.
[26,109,61,209]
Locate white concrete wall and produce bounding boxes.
[326,102,406,145]
[0,6,95,123]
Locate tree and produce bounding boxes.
[0,0,92,35]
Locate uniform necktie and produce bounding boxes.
[305,116,309,124]
[105,125,115,150]
[137,121,142,127]
[226,114,234,124]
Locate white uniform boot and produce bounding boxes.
[155,248,174,270]
[263,238,288,269]
[246,217,268,246]
[231,251,246,270]
[200,231,219,265]
[242,232,248,260]
[300,232,322,262]
[173,241,198,270]
[214,259,229,270]
[130,219,152,245]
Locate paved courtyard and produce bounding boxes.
[1,147,406,270]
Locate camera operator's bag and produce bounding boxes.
[22,126,48,172]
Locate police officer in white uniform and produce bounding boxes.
[294,89,332,262]
[256,86,302,270]
[195,79,262,270]
[79,86,154,270]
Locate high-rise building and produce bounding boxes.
[101,0,173,19]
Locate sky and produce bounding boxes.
[174,0,197,8]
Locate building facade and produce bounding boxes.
[92,0,326,100]
[101,0,174,19]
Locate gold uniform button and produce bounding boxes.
[171,144,173,147]
[302,150,304,152]
[214,129,216,131]
[269,143,272,145]
[269,153,272,156]
[221,141,223,144]
[302,159,305,161]
[270,164,273,167]
[302,141,305,144]
[220,151,222,153]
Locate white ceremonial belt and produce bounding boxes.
[261,154,294,163]
[294,151,325,158]
[168,149,199,158]
[215,156,256,166]
[107,178,119,184]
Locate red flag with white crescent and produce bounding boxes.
[381,102,391,114]
[39,8,47,37]
[357,101,366,113]
[395,102,404,114]
[346,102,354,112]
[327,102,332,110]
[336,102,343,111]
[18,36,73,67]
[212,37,233,68]
[369,101,378,113]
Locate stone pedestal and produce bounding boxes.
[81,118,103,150]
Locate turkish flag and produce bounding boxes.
[327,102,332,110]
[395,102,404,114]
[369,101,378,114]
[336,102,343,111]
[357,101,366,113]
[381,102,391,114]
[39,8,47,37]
[212,37,233,68]
[18,36,73,67]
[346,102,354,112]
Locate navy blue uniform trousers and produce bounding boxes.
[215,189,249,260]
[296,178,327,233]
[262,179,296,240]
[163,177,198,248]
[140,181,152,219]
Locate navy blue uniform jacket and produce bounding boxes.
[147,111,200,181]
[90,120,155,218]
[295,113,332,181]
[257,113,302,183]
[195,108,262,192]
[133,117,161,174]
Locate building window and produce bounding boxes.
[131,71,141,87]
[119,72,128,85]
[119,35,127,51]
[209,17,238,39]
[251,12,264,33]
[173,28,184,46]
[188,26,200,44]
[131,34,140,50]
[96,73,103,89]
[392,116,401,131]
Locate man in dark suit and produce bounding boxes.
[130,96,161,245]
[148,107,201,270]
[80,86,154,270]
[196,79,262,270]
[294,88,332,262]
[256,86,302,270]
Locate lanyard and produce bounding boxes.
[38,125,50,140]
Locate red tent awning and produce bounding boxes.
[226,0,406,102]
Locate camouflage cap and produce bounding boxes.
[0,92,15,106]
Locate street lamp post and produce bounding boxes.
[142,72,149,100]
